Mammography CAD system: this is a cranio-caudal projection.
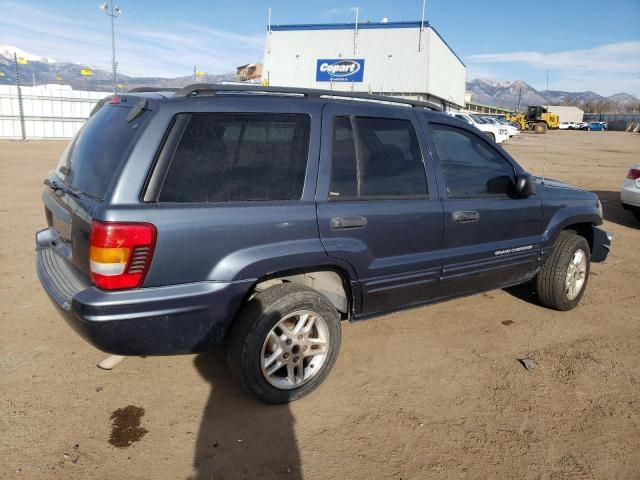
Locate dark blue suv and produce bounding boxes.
[36,84,612,403]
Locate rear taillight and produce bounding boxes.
[89,221,156,290]
[626,168,640,180]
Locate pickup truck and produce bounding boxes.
[36,84,612,403]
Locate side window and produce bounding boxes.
[329,116,428,198]
[430,124,515,197]
[158,113,310,202]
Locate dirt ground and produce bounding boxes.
[1,131,639,480]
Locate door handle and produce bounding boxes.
[331,216,368,230]
[452,211,480,223]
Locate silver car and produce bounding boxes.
[621,163,640,221]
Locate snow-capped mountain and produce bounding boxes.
[0,45,56,64]
[0,44,235,91]
[466,78,548,108]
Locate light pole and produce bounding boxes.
[100,1,122,93]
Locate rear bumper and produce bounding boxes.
[621,180,640,208]
[591,226,613,263]
[36,229,251,355]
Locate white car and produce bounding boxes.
[449,113,510,144]
[559,121,578,130]
[483,116,519,137]
[621,163,640,221]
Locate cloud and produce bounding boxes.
[467,42,640,73]
[465,42,640,95]
[0,1,265,77]
[321,7,360,20]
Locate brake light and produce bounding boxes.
[89,221,156,290]
[626,168,640,180]
[108,95,122,105]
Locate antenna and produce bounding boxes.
[353,6,359,54]
[542,70,550,184]
[267,7,272,53]
[418,0,426,51]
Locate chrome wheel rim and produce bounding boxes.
[261,310,330,390]
[565,248,588,301]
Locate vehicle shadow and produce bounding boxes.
[189,351,301,480]
[592,190,639,229]
[503,279,540,306]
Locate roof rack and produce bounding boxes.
[173,83,443,111]
[127,87,181,93]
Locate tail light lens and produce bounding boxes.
[626,168,640,180]
[89,221,156,290]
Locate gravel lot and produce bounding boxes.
[1,131,639,479]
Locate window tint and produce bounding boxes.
[329,116,427,198]
[159,113,310,202]
[56,105,148,199]
[430,124,515,197]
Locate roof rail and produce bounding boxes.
[127,87,181,93]
[173,83,443,111]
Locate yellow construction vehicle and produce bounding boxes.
[506,106,559,134]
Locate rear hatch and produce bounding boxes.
[43,98,149,278]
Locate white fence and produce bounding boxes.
[0,84,108,139]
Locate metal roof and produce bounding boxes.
[270,21,428,31]
[268,21,465,68]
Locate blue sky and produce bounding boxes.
[1,0,639,95]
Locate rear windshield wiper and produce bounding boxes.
[44,178,80,199]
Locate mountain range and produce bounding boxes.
[465,78,638,109]
[1,45,637,109]
[0,45,236,91]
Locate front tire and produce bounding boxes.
[535,231,590,311]
[534,122,547,134]
[226,283,341,404]
[485,132,496,142]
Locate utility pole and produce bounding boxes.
[517,87,523,112]
[100,1,122,93]
[546,69,549,92]
[13,53,26,140]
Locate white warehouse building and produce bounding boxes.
[544,105,584,124]
[262,21,466,110]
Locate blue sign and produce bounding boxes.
[316,59,365,82]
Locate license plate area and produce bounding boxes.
[51,210,72,242]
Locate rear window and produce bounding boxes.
[55,105,146,199]
[158,113,311,202]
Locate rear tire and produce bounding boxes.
[633,210,640,222]
[226,283,341,404]
[535,231,590,311]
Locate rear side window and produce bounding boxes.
[159,113,310,202]
[56,105,146,199]
[329,116,427,198]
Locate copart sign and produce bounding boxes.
[316,59,365,82]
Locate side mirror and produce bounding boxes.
[514,174,536,198]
